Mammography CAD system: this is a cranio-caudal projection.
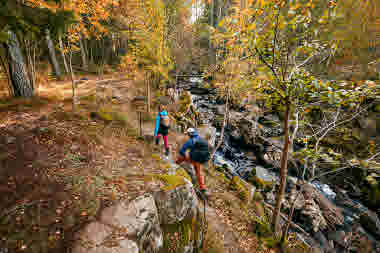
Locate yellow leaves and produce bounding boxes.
[247,22,256,31]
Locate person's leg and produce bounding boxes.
[162,134,169,149]
[192,160,206,190]
[155,134,161,145]
[163,134,169,155]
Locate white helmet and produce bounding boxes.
[185,128,196,135]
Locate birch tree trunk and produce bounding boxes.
[272,101,291,235]
[79,37,88,70]
[146,72,151,113]
[45,29,62,79]
[58,33,69,74]
[4,31,33,97]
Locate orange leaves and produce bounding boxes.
[64,0,113,40]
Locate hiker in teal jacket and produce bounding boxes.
[154,104,170,156]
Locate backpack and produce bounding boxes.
[160,115,170,127]
[191,137,211,164]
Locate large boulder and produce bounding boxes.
[153,181,198,225]
[73,164,205,253]
[359,210,380,239]
[303,184,344,229]
[72,194,162,253]
[153,169,204,253]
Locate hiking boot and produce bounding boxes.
[165,148,170,156]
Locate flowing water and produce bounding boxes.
[180,77,379,251]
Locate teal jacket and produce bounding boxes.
[154,110,168,136]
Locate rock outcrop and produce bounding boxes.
[72,166,204,253]
[359,210,380,240]
[72,194,161,253]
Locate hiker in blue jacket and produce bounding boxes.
[176,128,211,197]
[154,104,170,156]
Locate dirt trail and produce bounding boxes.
[0,75,272,253]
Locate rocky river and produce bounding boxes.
[176,76,380,253]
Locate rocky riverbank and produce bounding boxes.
[176,75,380,253]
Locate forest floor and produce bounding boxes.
[0,73,283,253]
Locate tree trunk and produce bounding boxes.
[146,72,151,113]
[79,37,88,70]
[58,33,69,74]
[4,31,33,97]
[45,29,62,79]
[69,46,76,111]
[272,101,290,235]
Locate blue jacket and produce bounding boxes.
[154,110,168,136]
[179,131,201,157]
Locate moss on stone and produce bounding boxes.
[248,176,274,192]
[373,103,380,113]
[362,184,380,209]
[153,174,187,192]
[175,168,192,183]
[253,191,264,201]
[231,176,250,202]
[149,167,193,192]
[247,169,274,192]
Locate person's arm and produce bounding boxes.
[179,138,194,157]
[154,114,160,136]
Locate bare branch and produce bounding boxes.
[254,47,281,83]
[309,166,351,181]
[288,54,315,80]
[367,152,380,162]
[312,102,374,139]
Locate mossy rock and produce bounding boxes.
[250,215,273,238]
[150,168,192,192]
[153,174,188,192]
[175,168,192,183]
[373,103,380,113]
[252,191,264,201]
[231,176,250,202]
[362,184,380,209]
[247,168,274,192]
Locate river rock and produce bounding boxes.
[153,182,198,225]
[335,189,362,214]
[302,196,328,232]
[303,184,344,230]
[72,222,139,253]
[72,194,162,253]
[189,87,214,95]
[313,231,335,253]
[215,105,226,115]
[258,114,281,127]
[359,210,380,239]
[328,230,347,247]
